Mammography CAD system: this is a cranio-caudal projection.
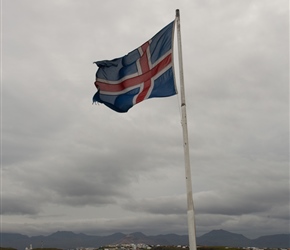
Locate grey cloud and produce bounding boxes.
[195,185,288,216]
[122,180,289,221]
[2,163,132,210]
[1,196,42,215]
[2,0,288,238]
[122,195,187,215]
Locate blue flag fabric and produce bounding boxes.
[93,21,177,113]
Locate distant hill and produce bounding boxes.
[251,234,290,248]
[1,229,289,250]
[198,229,252,247]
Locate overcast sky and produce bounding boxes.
[1,0,289,239]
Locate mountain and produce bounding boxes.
[251,234,290,248]
[0,233,31,250]
[198,229,252,247]
[1,230,289,250]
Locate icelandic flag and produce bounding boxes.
[93,21,177,113]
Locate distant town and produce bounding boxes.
[12,244,290,250]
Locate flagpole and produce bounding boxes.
[175,9,197,250]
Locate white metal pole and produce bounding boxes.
[175,9,197,250]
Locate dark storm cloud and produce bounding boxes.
[1,196,42,215]
[2,162,132,213]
